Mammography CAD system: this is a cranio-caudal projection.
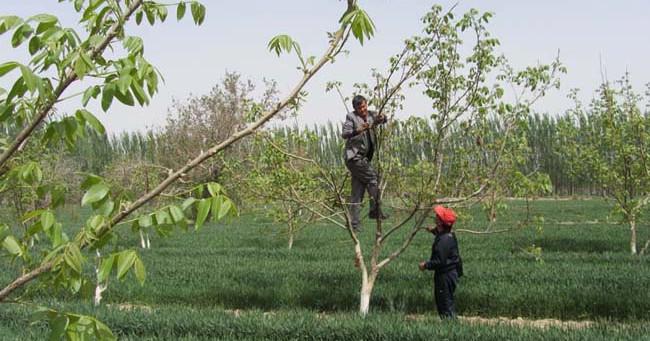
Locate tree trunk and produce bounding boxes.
[287,210,294,250]
[630,219,638,255]
[359,271,377,316]
[94,251,107,306]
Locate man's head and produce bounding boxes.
[433,205,456,233]
[352,95,368,117]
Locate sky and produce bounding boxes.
[1,1,649,134]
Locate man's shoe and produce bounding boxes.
[352,225,362,233]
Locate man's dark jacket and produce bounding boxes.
[425,232,462,274]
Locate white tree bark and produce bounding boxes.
[94,251,107,306]
[630,219,638,255]
[359,272,377,316]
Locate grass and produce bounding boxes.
[1,198,650,339]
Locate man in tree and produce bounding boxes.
[419,205,463,319]
[341,95,388,231]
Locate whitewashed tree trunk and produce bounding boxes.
[359,271,377,316]
[94,250,107,306]
[287,210,294,250]
[139,230,150,249]
[630,219,638,255]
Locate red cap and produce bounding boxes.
[434,205,456,226]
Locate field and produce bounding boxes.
[2,199,650,340]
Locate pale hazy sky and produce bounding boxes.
[1,1,649,133]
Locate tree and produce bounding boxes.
[243,131,323,249]
[0,0,373,338]
[558,74,650,255]
[272,5,563,315]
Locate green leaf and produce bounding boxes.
[75,109,105,134]
[93,319,116,340]
[0,16,23,35]
[130,80,148,106]
[0,224,10,243]
[116,250,137,280]
[190,2,205,25]
[29,13,58,25]
[145,68,159,96]
[80,174,103,190]
[157,5,168,22]
[87,215,105,231]
[94,198,115,217]
[210,196,221,222]
[2,236,22,256]
[123,36,143,55]
[135,10,143,25]
[207,182,222,197]
[49,314,69,341]
[177,2,186,20]
[145,7,156,25]
[41,210,55,231]
[74,0,84,12]
[218,197,233,220]
[114,87,135,106]
[19,65,39,93]
[169,205,185,223]
[64,244,83,274]
[11,23,33,47]
[195,199,210,230]
[0,61,19,78]
[133,256,145,285]
[28,36,41,55]
[81,85,101,107]
[181,197,196,211]
[101,83,115,111]
[138,214,153,228]
[98,255,114,283]
[155,209,171,225]
[6,77,26,103]
[81,183,109,206]
[340,8,375,45]
[73,52,89,79]
[267,34,295,56]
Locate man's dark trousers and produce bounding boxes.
[434,269,458,319]
[345,156,380,229]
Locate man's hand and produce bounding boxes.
[425,226,435,234]
[356,122,370,134]
[418,261,427,271]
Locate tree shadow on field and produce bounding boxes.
[535,237,618,253]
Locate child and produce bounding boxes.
[419,205,463,319]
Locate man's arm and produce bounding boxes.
[341,115,369,139]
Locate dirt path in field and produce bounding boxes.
[458,316,593,330]
[223,309,594,330]
[109,304,594,330]
[405,314,593,329]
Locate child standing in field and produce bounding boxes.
[419,205,463,319]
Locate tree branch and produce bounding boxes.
[0,0,144,175]
[0,2,356,302]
